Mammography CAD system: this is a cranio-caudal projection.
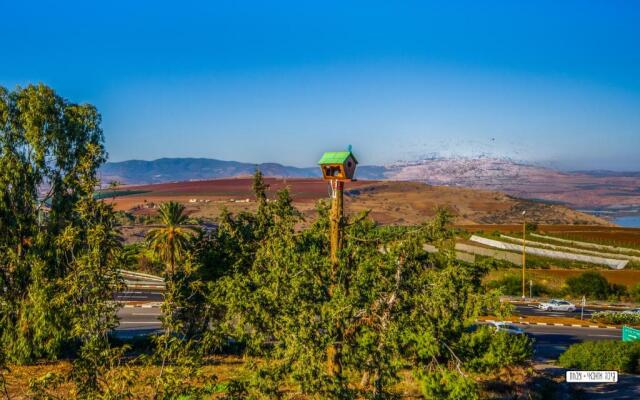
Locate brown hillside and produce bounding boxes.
[107,178,610,226]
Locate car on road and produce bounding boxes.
[538,299,576,312]
[490,321,525,335]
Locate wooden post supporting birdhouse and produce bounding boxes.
[318,149,358,269]
[329,179,344,268]
[318,148,358,377]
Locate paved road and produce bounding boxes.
[523,324,620,361]
[521,325,640,399]
[515,304,599,319]
[112,299,621,351]
[114,289,164,302]
[114,305,162,338]
[113,295,637,398]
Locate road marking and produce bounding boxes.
[588,334,619,338]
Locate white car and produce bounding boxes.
[491,322,525,335]
[538,299,576,312]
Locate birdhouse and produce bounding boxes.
[318,150,358,181]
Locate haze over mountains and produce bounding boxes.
[101,156,640,214]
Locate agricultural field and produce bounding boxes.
[461,224,640,245]
[459,225,640,269]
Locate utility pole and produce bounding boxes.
[522,211,527,300]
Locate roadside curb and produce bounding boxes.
[120,302,162,309]
[506,299,632,310]
[479,318,620,330]
[125,284,166,290]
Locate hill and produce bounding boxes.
[100,157,640,215]
[106,178,611,226]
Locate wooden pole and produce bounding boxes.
[522,217,526,300]
[330,180,344,273]
[327,179,344,377]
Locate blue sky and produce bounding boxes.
[2,1,639,170]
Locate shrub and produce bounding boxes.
[591,311,640,325]
[558,340,640,374]
[609,283,628,301]
[525,222,538,233]
[418,367,479,400]
[629,283,640,303]
[486,275,550,297]
[460,326,534,373]
[565,272,611,300]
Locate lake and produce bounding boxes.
[614,216,640,228]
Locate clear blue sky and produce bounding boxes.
[2,1,640,170]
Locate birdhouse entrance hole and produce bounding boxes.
[324,165,343,178]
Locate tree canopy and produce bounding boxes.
[1,86,533,399]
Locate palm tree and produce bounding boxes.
[147,201,193,275]
[108,180,121,202]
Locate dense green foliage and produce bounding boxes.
[630,283,640,303]
[0,84,125,397]
[565,271,627,300]
[460,326,533,373]
[1,85,537,398]
[558,340,640,374]
[590,311,640,325]
[486,274,551,297]
[93,189,149,200]
[198,172,528,399]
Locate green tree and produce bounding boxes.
[215,194,515,398]
[1,84,131,397]
[565,271,611,300]
[147,201,194,276]
[145,201,216,398]
[107,180,121,202]
[0,84,112,363]
[252,168,269,206]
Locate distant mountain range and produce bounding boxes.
[100,158,389,183]
[100,157,640,213]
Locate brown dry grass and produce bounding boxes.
[2,356,422,399]
[3,357,545,399]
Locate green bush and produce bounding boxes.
[486,275,550,297]
[418,367,479,400]
[629,283,640,303]
[591,311,640,325]
[525,222,538,233]
[460,326,534,373]
[558,340,640,374]
[565,272,614,300]
[609,283,629,301]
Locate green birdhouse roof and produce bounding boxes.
[318,151,358,165]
